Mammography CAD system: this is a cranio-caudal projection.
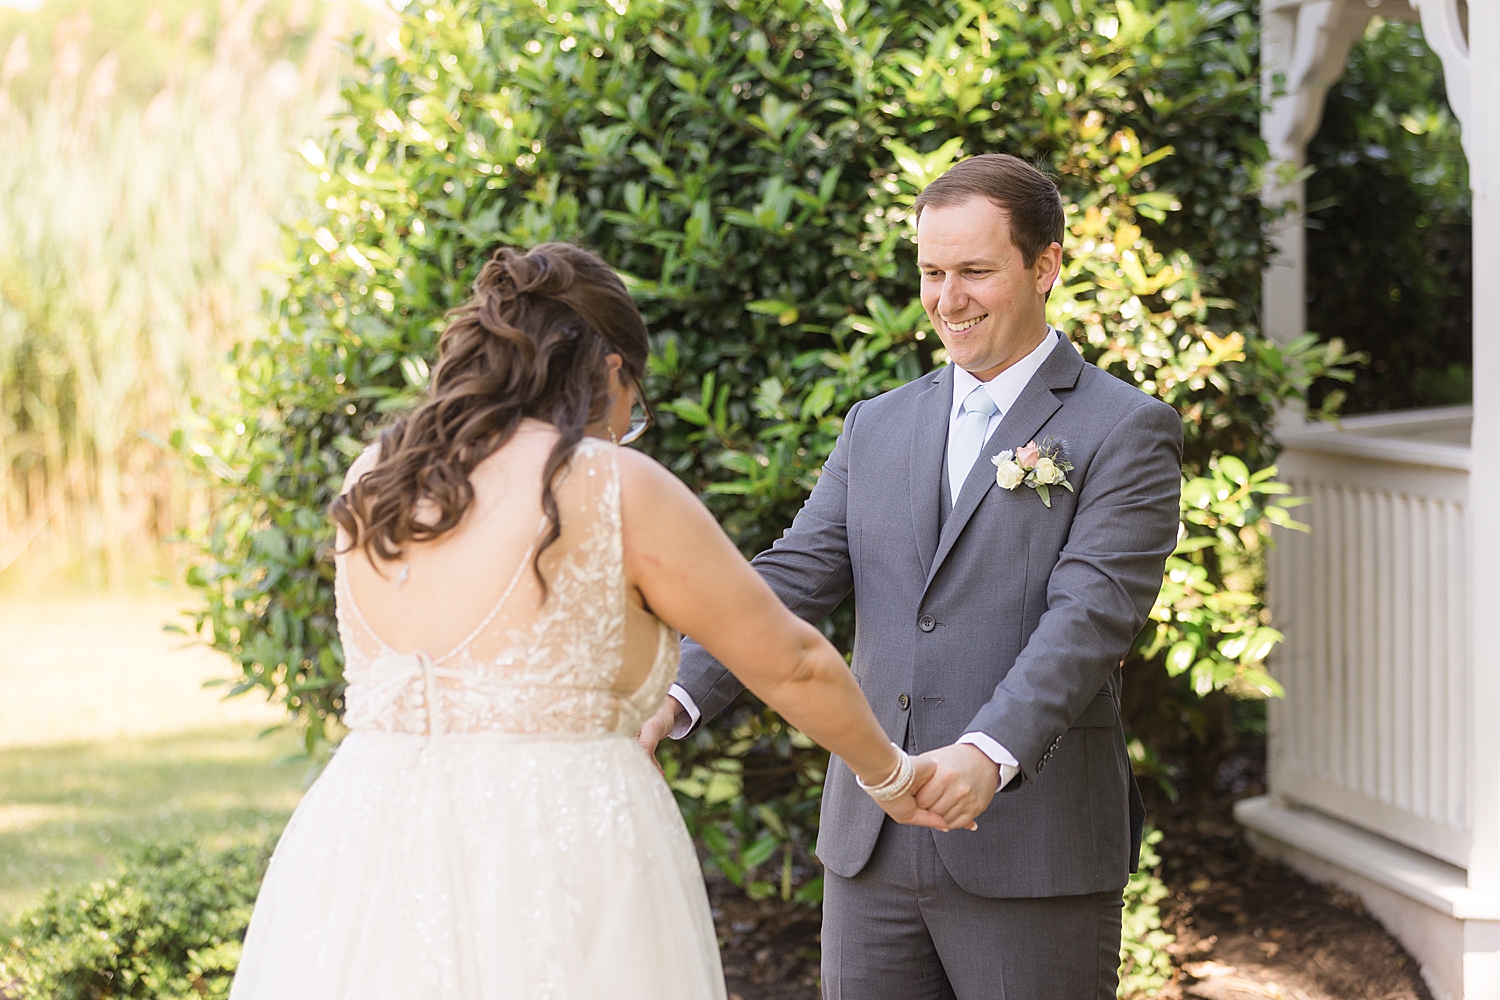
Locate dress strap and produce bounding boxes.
[431,515,547,665]
[334,548,397,657]
[604,445,625,618]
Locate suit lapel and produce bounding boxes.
[908,366,952,578]
[924,337,1086,592]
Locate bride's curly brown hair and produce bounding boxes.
[330,242,649,581]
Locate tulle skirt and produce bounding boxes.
[230,730,726,1000]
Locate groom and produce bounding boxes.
[641,153,1182,998]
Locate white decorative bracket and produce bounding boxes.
[1259,0,1474,348]
[1262,0,1372,166]
[1264,0,1472,170]
[1407,0,1473,162]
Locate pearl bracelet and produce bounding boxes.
[856,743,915,802]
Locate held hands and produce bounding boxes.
[863,744,997,832]
[910,743,999,832]
[872,755,949,829]
[640,696,996,833]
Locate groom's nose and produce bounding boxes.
[937,277,968,315]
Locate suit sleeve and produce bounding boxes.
[966,397,1182,783]
[673,400,863,731]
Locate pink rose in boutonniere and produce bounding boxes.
[991,436,1075,508]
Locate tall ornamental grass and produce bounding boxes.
[0,8,349,589]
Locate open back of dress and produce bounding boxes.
[230,437,726,1000]
[335,436,677,738]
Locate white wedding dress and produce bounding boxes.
[231,438,726,999]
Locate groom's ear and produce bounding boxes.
[1034,243,1063,298]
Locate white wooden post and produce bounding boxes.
[1259,0,1302,348]
[1462,0,1498,912]
[1239,1,1500,997]
[1260,0,1370,347]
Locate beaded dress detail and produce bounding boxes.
[231,439,725,1000]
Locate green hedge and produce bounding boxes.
[1119,828,1175,997]
[1305,15,1470,413]
[181,0,1354,910]
[1,840,268,1000]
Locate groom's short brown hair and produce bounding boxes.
[912,154,1065,267]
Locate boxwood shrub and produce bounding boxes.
[2,839,269,1000]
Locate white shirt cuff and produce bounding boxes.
[666,684,700,739]
[957,731,1021,790]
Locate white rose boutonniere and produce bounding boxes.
[1032,456,1062,484]
[990,436,1074,508]
[992,451,1027,490]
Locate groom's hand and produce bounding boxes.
[914,744,999,831]
[637,695,683,762]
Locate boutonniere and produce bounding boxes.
[991,436,1074,508]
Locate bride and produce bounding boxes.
[229,242,943,999]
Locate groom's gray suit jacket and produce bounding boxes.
[677,335,1182,899]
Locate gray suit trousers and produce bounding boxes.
[821,818,1123,1000]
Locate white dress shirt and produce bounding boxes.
[943,328,1056,788]
[669,328,1060,792]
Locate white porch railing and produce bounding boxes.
[1251,1,1500,994]
[1267,407,1472,867]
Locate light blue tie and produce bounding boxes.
[949,385,999,505]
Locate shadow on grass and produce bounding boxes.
[0,724,306,928]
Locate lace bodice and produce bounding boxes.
[335,438,679,737]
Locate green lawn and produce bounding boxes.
[0,724,305,929]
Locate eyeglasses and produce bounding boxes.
[618,379,653,445]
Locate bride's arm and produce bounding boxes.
[618,450,943,828]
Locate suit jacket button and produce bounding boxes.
[918,615,936,632]
[898,694,910,710]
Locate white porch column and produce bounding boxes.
[1242,1,1500,996]
[1260,0,1373,346]
[1462,0,1499,907]
[1259,0,1304,347]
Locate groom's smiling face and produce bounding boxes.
[916,196,1059,382]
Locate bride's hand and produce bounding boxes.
[874,756,948,829]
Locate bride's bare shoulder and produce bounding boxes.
[615,446,733,573]
[341,442,382,494]
[615,446,701,513]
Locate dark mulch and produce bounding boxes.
[709,881,823,1000]
[709,740,1433,1000]
[1147,741,1432,1000]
